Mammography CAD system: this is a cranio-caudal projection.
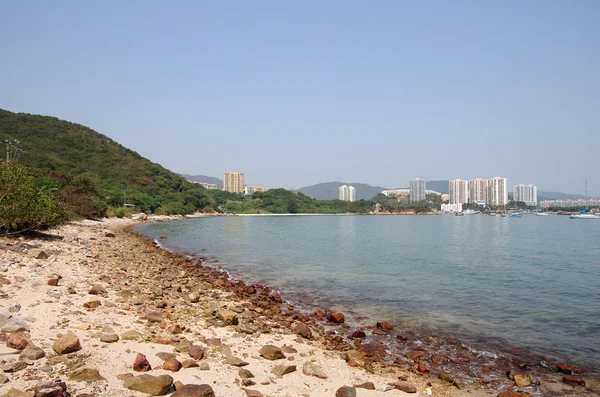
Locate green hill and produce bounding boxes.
[0,109,216,216]
[296,181,390,200]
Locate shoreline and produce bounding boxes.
[132,216,600,396]
[0,216,595,397]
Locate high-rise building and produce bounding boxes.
[348,186,356,202]
[449,179,469,205]
[486,177,508,207]
[338,185,348,201]
[469,178,488,205]
[223,171,244,193]
[409,178,426,203]
[338,185,356,202]
[513,184,537,206]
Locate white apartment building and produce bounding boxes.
[409,178,426,203]
[449,179,469,205]
[338,185,356,202]
[440,203,463,213]
[513,184,537,206]
[469,178,488,204]
[244,186,269,195]
[381,189,410,197]
[487,177,508,207]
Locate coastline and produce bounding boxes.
[0,217,594,397]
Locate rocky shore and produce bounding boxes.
[0,217,597,397]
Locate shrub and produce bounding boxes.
[0,163,68,234]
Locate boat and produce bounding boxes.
[570,181,599,219]
[536,213,550,216]
[509,213,522,217]
[455,212,464,216]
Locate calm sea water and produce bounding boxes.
[135,215,600,370]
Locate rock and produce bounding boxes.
[302,361,328,379]
[0,375,8,384]
[52,333,81,354]
[69,366,105,382]
[2,361,26,373]
[392,382,417,393]
[327,312,345,323]
[188,345,204,360]
[188,293,200,303]
[359,342,386,358]
[47,279,59,286]
[216,309,238,326]
[19,345,45,360]
[100,333,119,343]
[163,358,182,372]
[175,341,193,353]
[88,285,107,295]
[438,373,455,385]
[2,388,34,397]
[132,213,148,221]
[146,312,164,323]
[32,380,67,397]
[556,363,584,375]
[29,249,49,259]
[292,323,312,339]
[224,356,249,367]
[376,321,393,331]
[8,304,21,313]
[350,330,366,339]
[123,374,174,396]
[6,333,29,350]
[133,353,152,372]
[198,362,210,370]
[353,382,375,390]
[271,364,296,376]
[563,375,585,386]
[243,390,263,397]
[345,350,364,367]
[335,386,356,397]
[159,235,167,239]
[241,379,255,386]
[259,345,285,360]
[171,384,215,397]
[122,330,143,340]
[239,368,254,378]
[513,373,531,387]
[181,359,198,368]
[83,300,101,309]
[168,324,183,334]
[417,364,429,373]
[496,392,531,397]
[156,352,175,361]
[0,311,30,332]
[104,231,116,238]
[117,373,133,381]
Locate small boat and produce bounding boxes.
[455,212,464,216]
[570,213,600,219]
[536,213,550,216]
[509,213,522,217]
[570,181,598,220]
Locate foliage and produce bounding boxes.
[0,109,218,216]
[0,162,68,234]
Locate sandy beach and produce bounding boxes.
[0,216,595,397]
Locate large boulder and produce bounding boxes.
[0,311,29,333]
[292,323,312,339]
[216,309,238,326]
[302,361,328,379]
[32,380,67,397]
[52,333,81,354]
[6,334,29,350]
[133,353,152,372]
[327,312,345,323]
[19,345,45,360]
[123,374,173,396]
[68,367,105,382]
[335,386,356,397]
[258,345,285,360]
[171,384,215,397]
[271,364,296,376]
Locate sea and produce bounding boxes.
[134,214,600,373]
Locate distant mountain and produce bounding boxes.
[538,191,584,201]
[426,180,449,194]
[181,174,223,189]
[297,182,390,200]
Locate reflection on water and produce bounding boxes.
[136,215,600,370]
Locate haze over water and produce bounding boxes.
[136,215,600,371]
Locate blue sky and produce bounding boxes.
[1,1,599,194]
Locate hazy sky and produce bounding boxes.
[1,1,599,194]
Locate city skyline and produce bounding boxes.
[1,2,598,195]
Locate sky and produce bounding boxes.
[1,1,599,194]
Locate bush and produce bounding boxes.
[0,163,68,234]
[115,207,126,218]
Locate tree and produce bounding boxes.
[0,162,68,234]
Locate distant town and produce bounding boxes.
[187,172,594,211]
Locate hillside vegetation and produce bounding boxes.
[0,109,217,217]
